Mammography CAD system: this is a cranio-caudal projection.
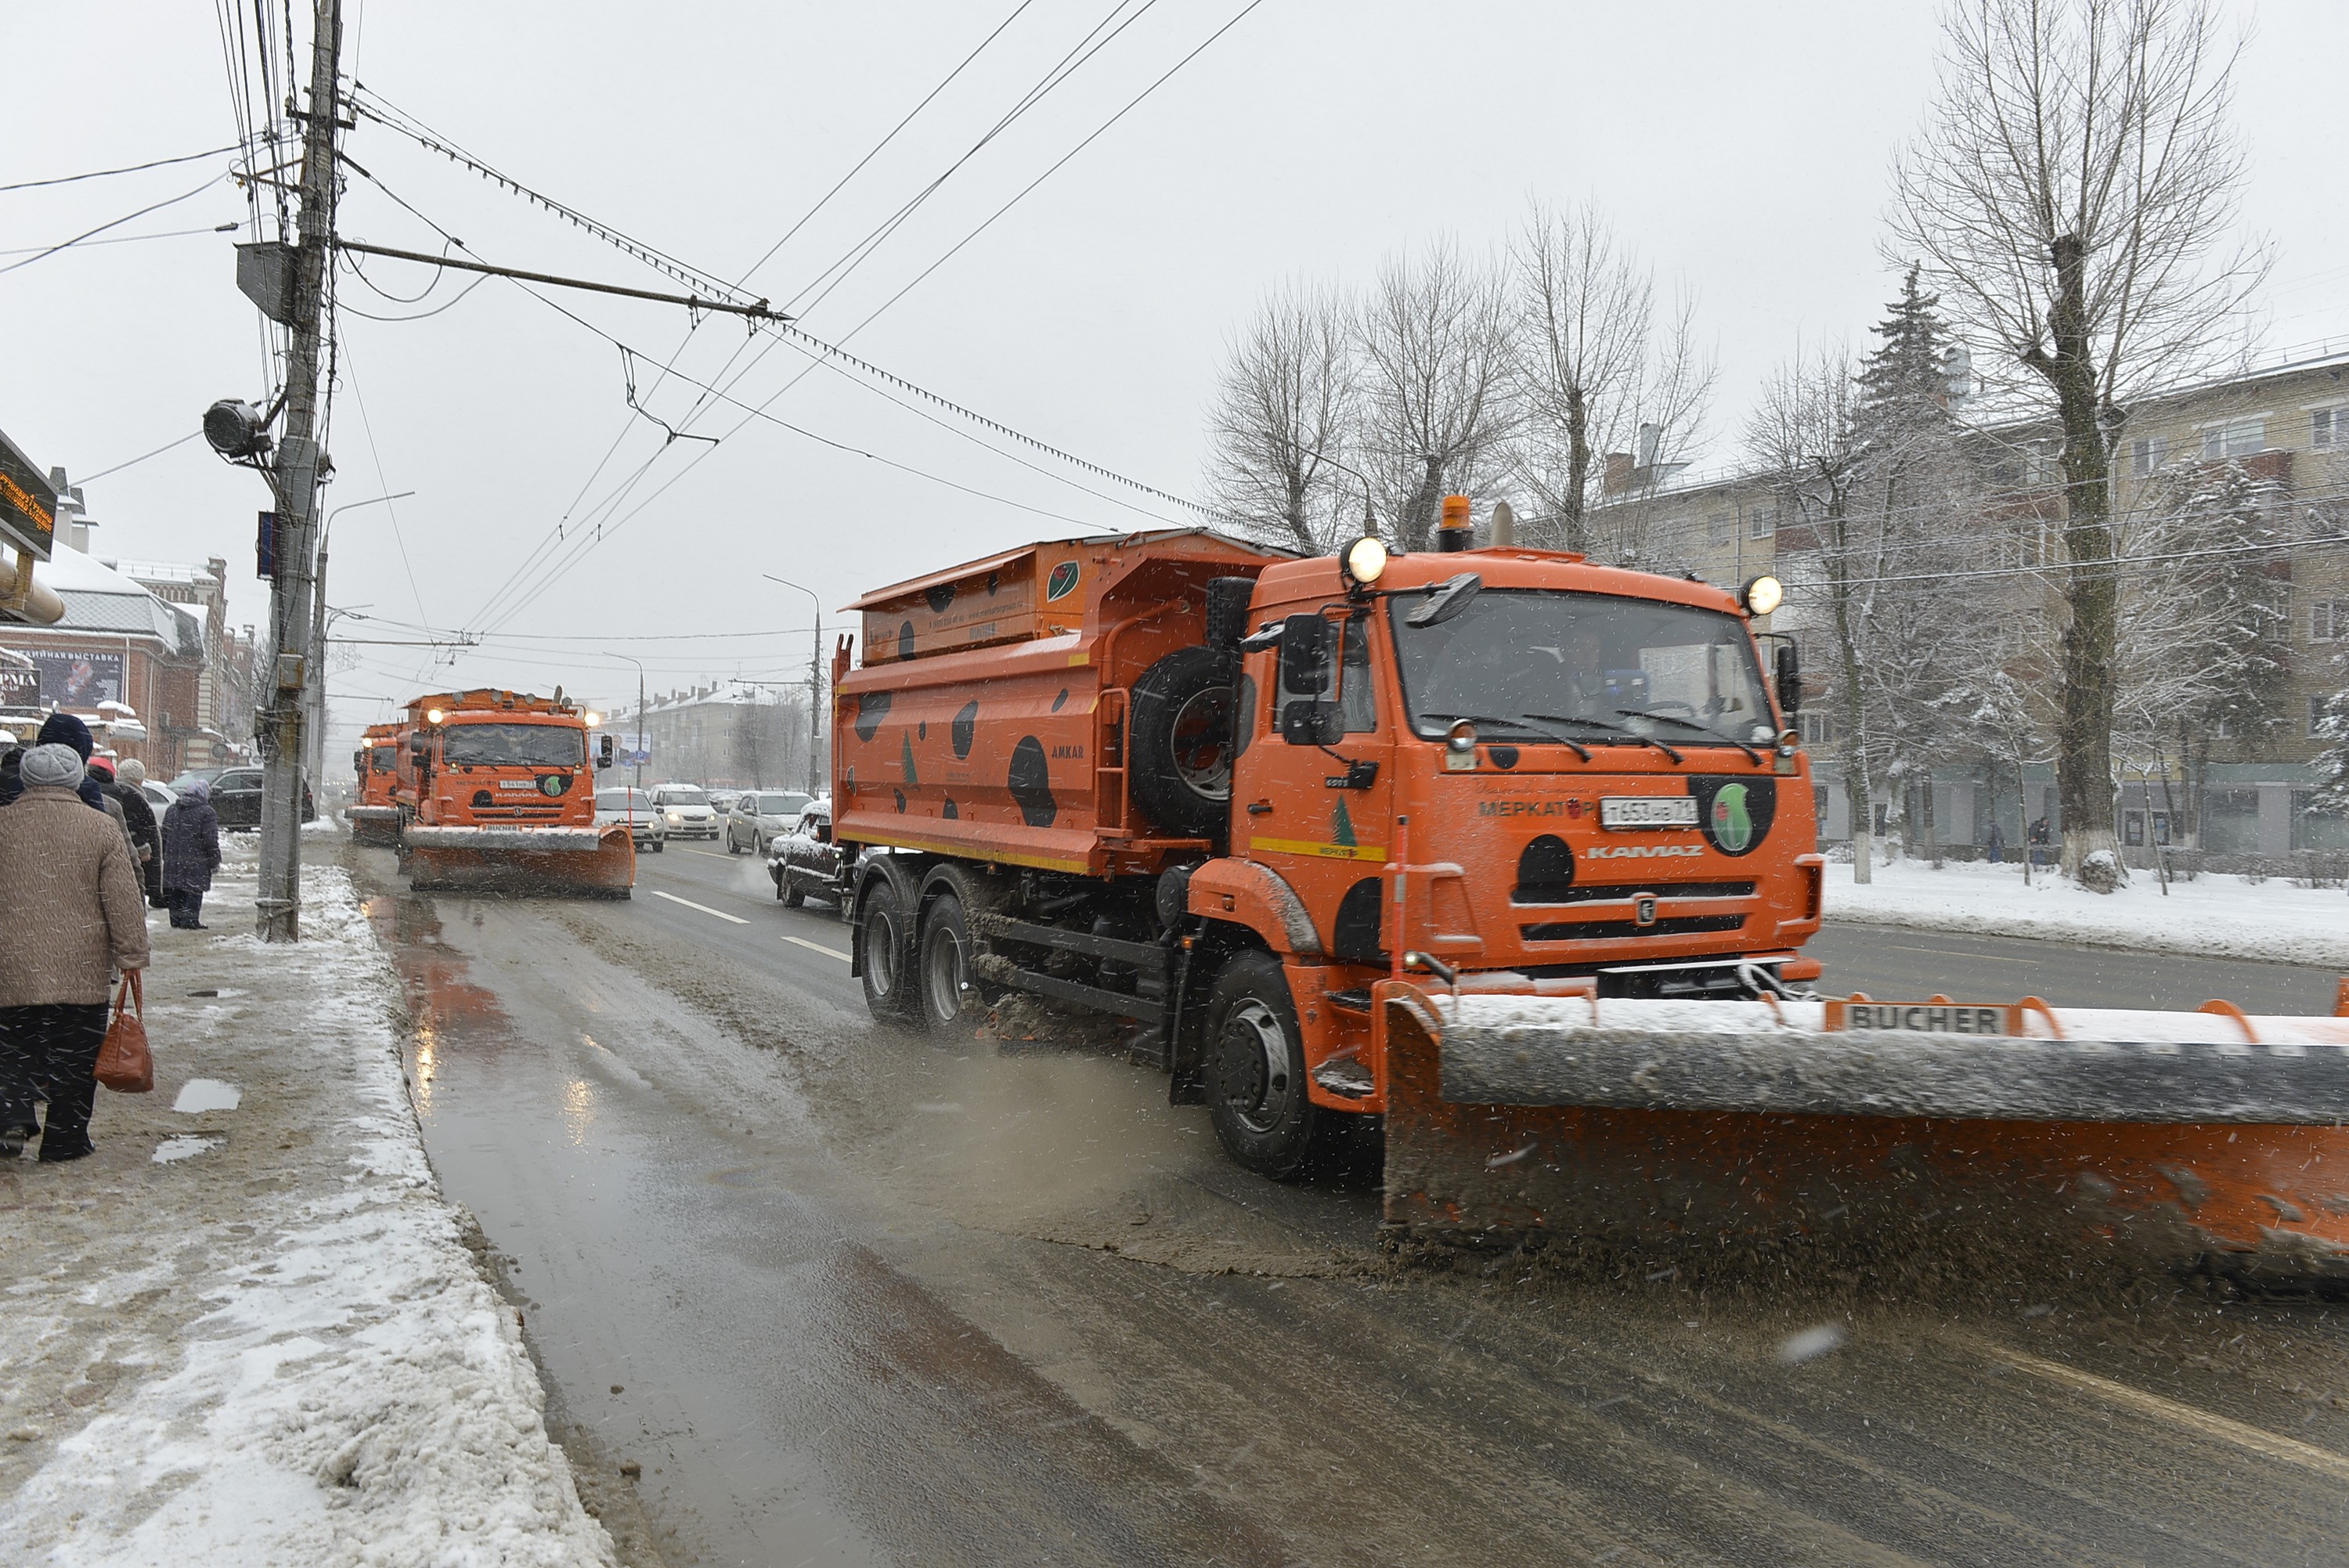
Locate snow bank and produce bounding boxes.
[0,858,615,1566]
[1824,856,2349,968]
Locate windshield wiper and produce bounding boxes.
[1416,711,1592,762]
[1616,708,1762,763]
[1520,712,1683,766]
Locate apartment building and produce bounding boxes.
[1579,344,2349,862]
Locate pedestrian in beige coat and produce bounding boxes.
[0,744,151,1161]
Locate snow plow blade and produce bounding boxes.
[401,824,635,896]
[1378,982,2349,1283]
[347,805,402,848]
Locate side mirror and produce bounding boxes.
[1276,613,1332,696]
[408,733,428,757]
[1280,699,1344,747]
[597,733,615,770]
[1774,642,1802,719]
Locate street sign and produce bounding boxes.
[0,427,56,562]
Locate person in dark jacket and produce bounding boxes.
[111,759,168,907]
[162,777,222,928]
[33,713,114,815]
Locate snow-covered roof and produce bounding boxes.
[13,547,204,656]
[103,558,220,586]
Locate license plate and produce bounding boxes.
[1600,796,1698,829]
[498,780,535,791]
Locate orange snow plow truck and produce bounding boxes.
[392,687,632,896]
[826,505,2349,1283]
[348,722,403,847]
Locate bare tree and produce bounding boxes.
[1509,205,1720,553]
[1205,284,1360,551]
[1747,351,1882,881]
[1886,0,2265,887]
[1355,241,1515,550]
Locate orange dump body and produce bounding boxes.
[392,688,631,894]
[835,529,1286,877]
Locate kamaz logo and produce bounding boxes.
[1586,843,1703,859]
[1052,744,1084,759]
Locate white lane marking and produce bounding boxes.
[649,889,749,925]
[680,847,733,859]
[783,934,851,962]
[1964,1335,2349,1481]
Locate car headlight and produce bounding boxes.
[666,811,681,822]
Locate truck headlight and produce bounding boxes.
[1740,575,1784,618]
[1342,535,1389,588]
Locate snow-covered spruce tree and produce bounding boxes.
[1848,269,1983,863]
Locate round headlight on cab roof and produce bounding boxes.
[1342,535,1389,588]
[424,708,447,725]
[1740,574,1784,618]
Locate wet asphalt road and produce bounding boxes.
[343,835,2349,1567]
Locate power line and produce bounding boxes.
[78,430,206,483]
[0,222,238,257]
[0,171,229,275]
[0,143,241,193]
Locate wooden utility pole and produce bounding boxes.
[257,0,342,941]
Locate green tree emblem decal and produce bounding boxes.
[1710,782,1752,853]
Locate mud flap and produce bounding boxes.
[1377,986,2349,1280]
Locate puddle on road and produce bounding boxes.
[171,1079,242,1114]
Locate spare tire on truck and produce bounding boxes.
[1127,646,1235,838]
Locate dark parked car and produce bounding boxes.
[208,766,317,830]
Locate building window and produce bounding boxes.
[1748,504,1777,540]
[2314,599,2348,642]
[2317,407,2347,451]
[2312,694,2331,738]
[1708,511,1734,546]
[2130,435,2167,476]
[1799,711,1835,746]
[2201,417,2265,460]
[2215,715,2237,739]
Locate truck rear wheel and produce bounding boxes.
[1203,951,1322,1180]
[1128,646,1234,838]
[858,874,919,1021]
[918,893,977,1035]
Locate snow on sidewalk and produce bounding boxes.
[0,849,615,1566]
[1825,856,2349,969]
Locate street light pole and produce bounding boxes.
[306,489,412,784]
[610,653,646,791]
[761,574,824,796]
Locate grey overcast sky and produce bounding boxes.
[7,1,2345,744]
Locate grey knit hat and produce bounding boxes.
[20,743,85,789]
[116,758,146,784]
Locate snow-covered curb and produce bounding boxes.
[0,857,615,1566]
[1824,857,2349,969]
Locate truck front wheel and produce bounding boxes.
[1203,952,1322,1179]
[858,874,919,1021]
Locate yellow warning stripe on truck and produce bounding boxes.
[1250,836,1388,863]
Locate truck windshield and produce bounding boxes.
[1387,589,1773,748]
[442,723,586,768]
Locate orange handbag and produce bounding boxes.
[95,971,152,1094]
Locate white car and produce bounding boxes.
[141,780,178,813]
[725,789,814,856]
[650,783,720,841]
[594,787,666,852]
